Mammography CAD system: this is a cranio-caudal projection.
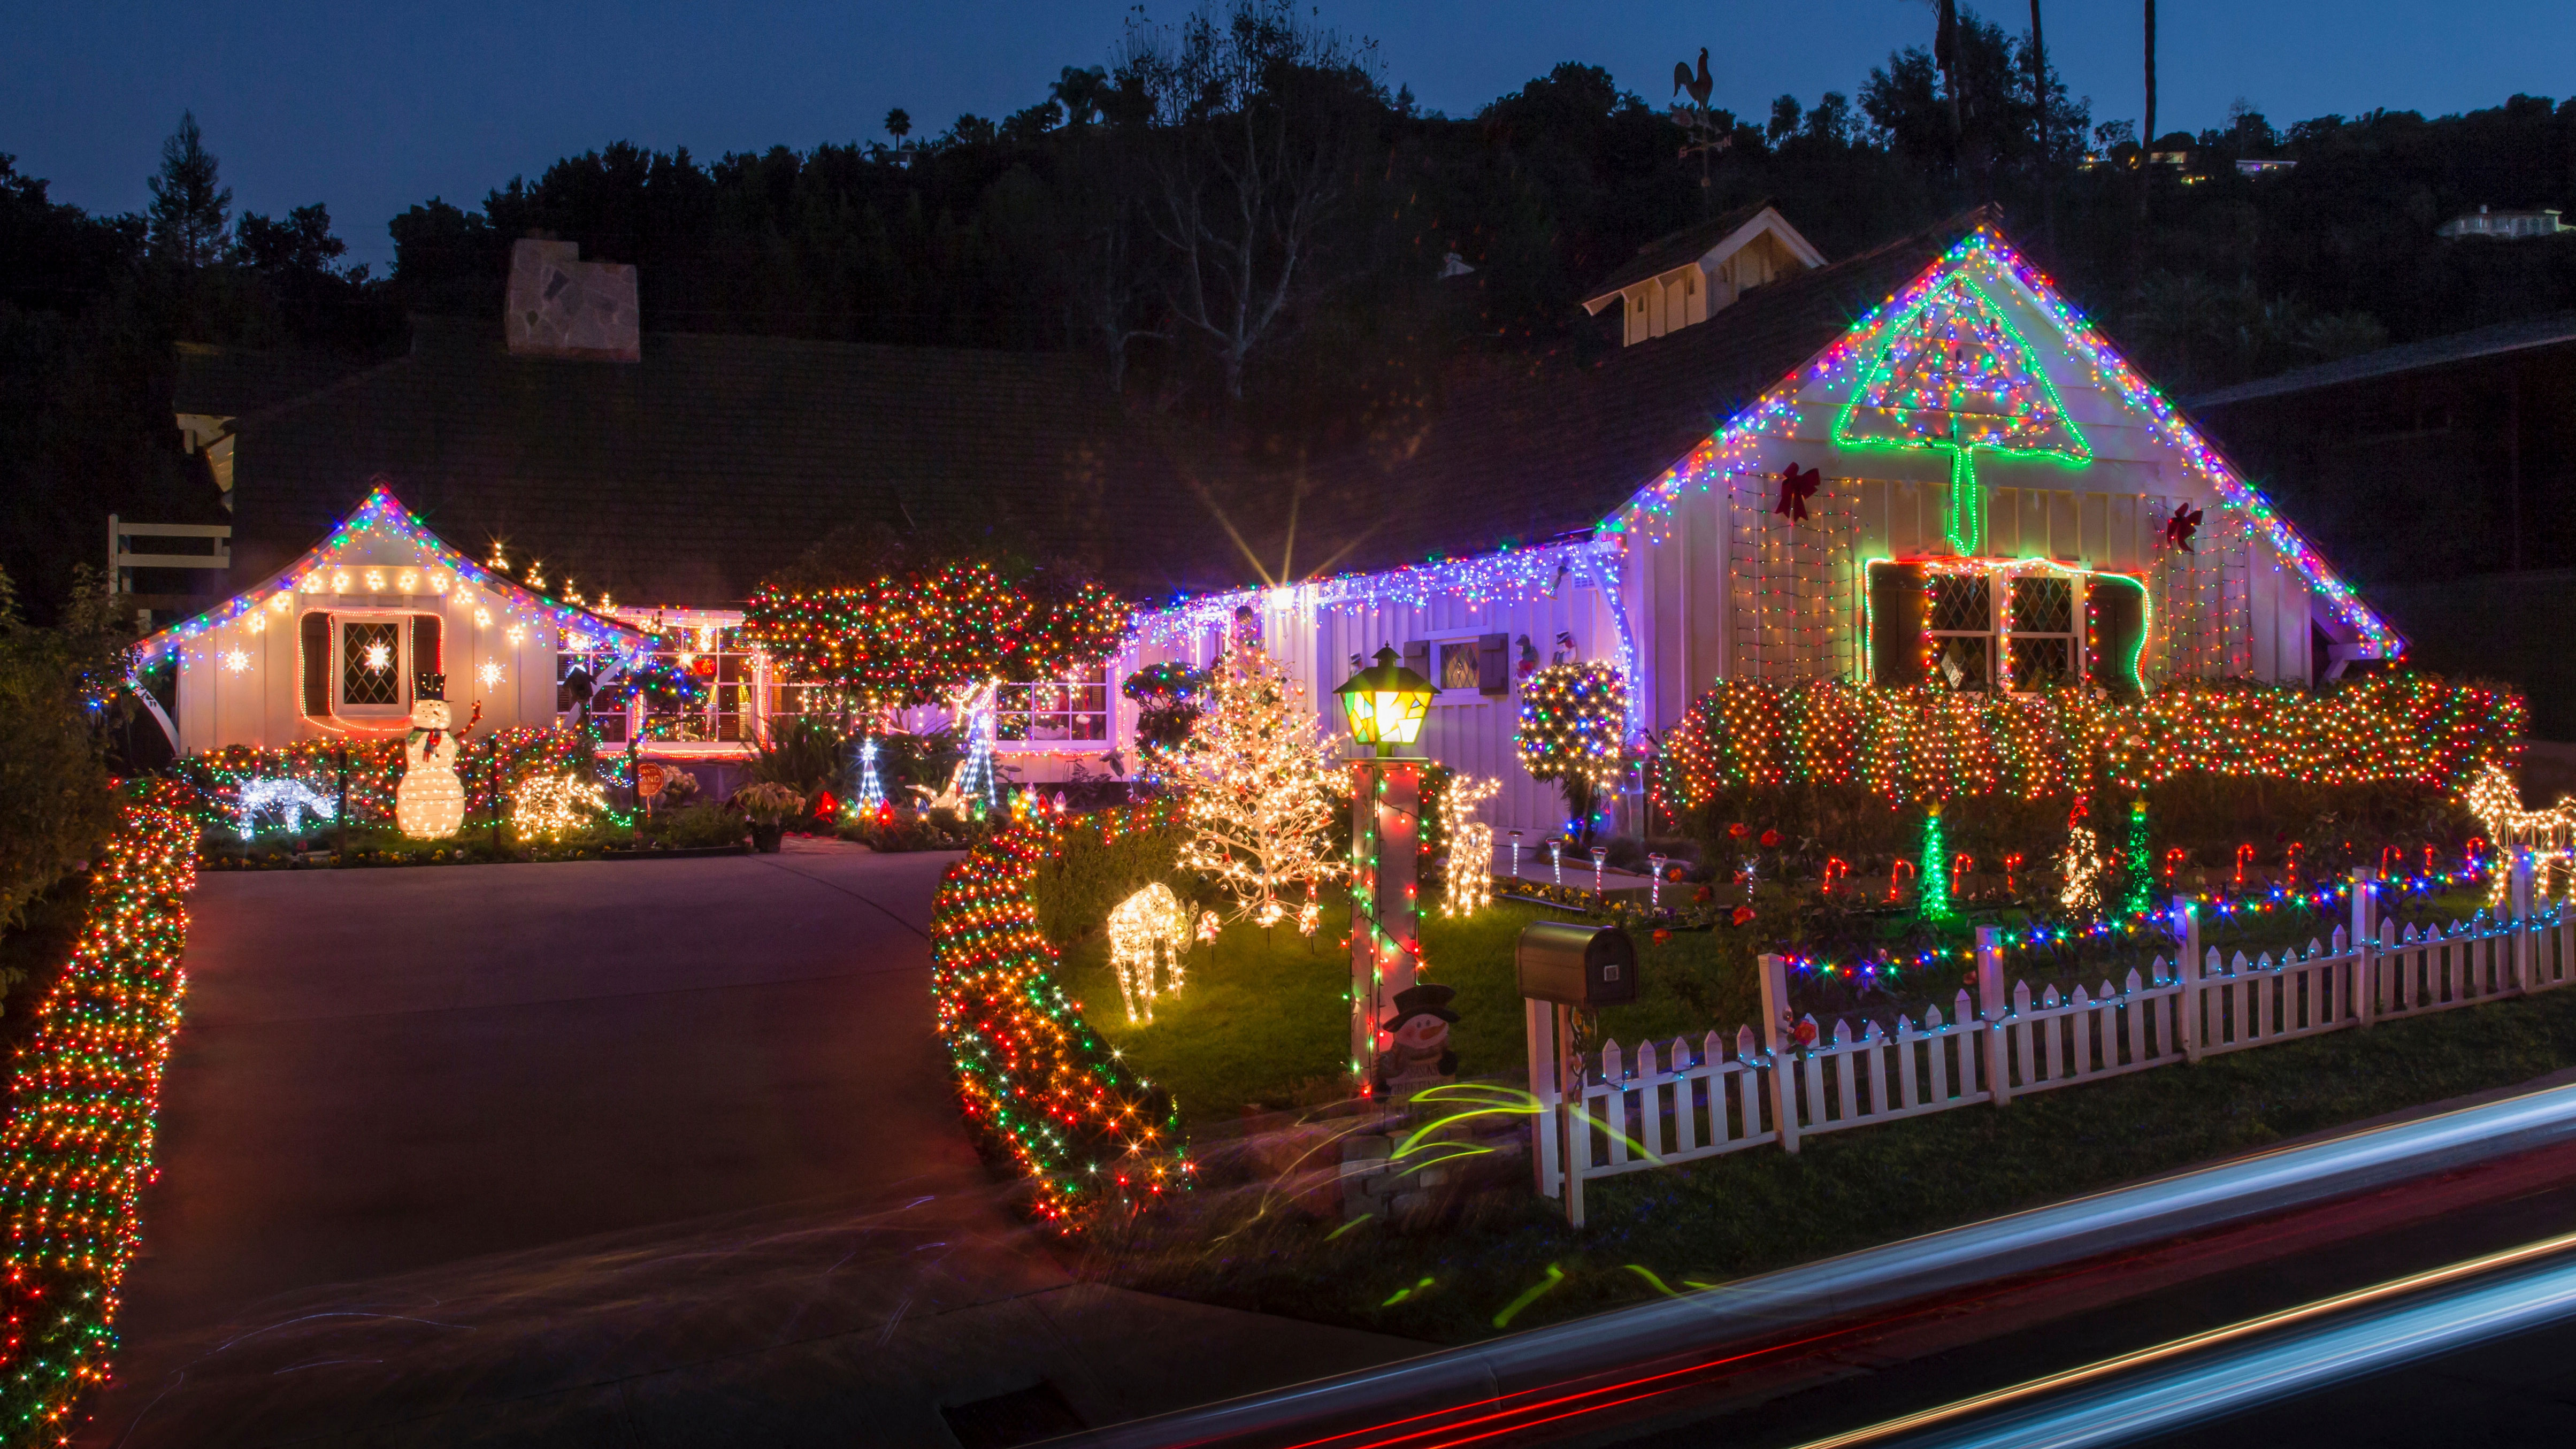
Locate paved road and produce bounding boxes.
[87,841,1413,1447]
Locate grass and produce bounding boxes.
[1065,893,1774,1133]
[1077,975,2576,1346]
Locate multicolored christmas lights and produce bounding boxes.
[929,803,1191,1228]
[165,728,605,837]
[1833,271,2092,555]
[0,788,200,1438]
[743,563,1129,710]
[1662,675,2519,809]
[1611,226,2402,658]
[1516,663,1629,797]
[131,484,646,670]
[1918,806,1953,919]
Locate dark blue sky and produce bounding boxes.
[9,1,2569,270]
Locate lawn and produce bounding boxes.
[1076,974,2576,1346]
[1063,892,1773,1133]
[1063,878,2493,1136]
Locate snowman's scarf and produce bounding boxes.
[406,703,479,758]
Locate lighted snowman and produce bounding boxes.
[395,677,467,839]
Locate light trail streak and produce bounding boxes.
[1796,1230,2576,1449]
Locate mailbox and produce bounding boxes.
[1516,921,1639,1007]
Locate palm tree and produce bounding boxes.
[2030,0,2052,243]
[2143,1,2157,151]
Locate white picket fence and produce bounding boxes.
[1530,861,2576,1211]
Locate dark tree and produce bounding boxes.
[145,112,230,268]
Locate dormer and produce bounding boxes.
[1581,203,1826,347]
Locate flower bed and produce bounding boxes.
[0,785,200,1439]
[930,801,1192,1229]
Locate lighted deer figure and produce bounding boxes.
[1107,883,1196,1023]
[2465,762,2576,906]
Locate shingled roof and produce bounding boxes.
[192,319,1244,607]
[1238,211,1977,580]
[184,210,1981,608]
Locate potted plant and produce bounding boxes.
[735,782,803,853]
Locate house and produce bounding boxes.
[1579,203,1825,348]
[128,484,649,756]
[158,211,2402,837]
[1111,210,2401,833]
[2437,206,2568,240]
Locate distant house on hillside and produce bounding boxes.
[1580,203,1824,347]
[2437,206,2568,240]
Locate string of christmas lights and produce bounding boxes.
[0,787,200,1438]
[166,729,604,836]
[930,803,1192,1229]
[131,484,643,670]
[1608,226,2401,659]
[1126,541,1599,652]
[1661,675,2520,809]
[1516,663,1629,797]
[742,563,1129,710]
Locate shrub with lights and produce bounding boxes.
[1515,662,1628,847]
[743,561,1130,714]
[0,785,200,1437]
[931,801,1191,1228]
[168,727,605,843]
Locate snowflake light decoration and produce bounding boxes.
[363,640,393,673]
[477,660,505,688]
[220,647,252,675]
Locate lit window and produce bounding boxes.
[2006,576,2079,689]
[1437,641,1481,691]
[996,666,1111,745]
[1927,573,1992,689]
[340,622,402,709]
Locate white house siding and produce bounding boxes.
[159,533,611,754]
[1613,246,2327,733]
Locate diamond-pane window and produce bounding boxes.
[1930,574,1990,632]
[2010,636,2074,687]
[340,622,401,707]
[2011,576,2074,633]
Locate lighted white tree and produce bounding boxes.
[1175,643,1343,929]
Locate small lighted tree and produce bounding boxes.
[1834,272,2090,555]
[1516,662,1628,847]
[1175,643,1342,929]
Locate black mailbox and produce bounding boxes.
[1515,921,1639,1007]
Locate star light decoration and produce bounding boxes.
[130,485,646,673]
[362,640,393,673]
[1608,226,2401,660]
[1657,675,2520,811]
[929,802,1192,1229]
[0,791,199,1434]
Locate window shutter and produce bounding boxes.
[1869,563,1926,686]
[1476,633,1509,695]
[300,611,331,717]
[411,613,443,693]
[1402,640,1433,691]
[2089,577,2148,697]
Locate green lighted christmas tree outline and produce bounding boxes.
[1831,272,2092,556]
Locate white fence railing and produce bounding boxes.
[1531,860,2574,1221]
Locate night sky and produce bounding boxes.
[8,1,2569,270]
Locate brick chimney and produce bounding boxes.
[504,237,641,361]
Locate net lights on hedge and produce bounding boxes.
[930,804,1192,1228]
[1662,675,2519,809]
[0,791,199,1436]
[1607,226,2399,657]
[133,484,646,668]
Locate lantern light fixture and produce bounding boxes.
[1334,645,1435,757]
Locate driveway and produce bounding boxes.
[86,841,1416,1446]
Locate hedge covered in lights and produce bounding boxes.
[1662,674,2523,809]
[0,785,200,1438]
[163,727,607,837]
[931,802,1191,1228]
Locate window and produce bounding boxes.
[1438,641,1482,691]
[1926,573,1992,689]
[996,667,1110,745]
[339,620,404,710]
[2006,576,2077,688]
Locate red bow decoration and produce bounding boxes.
[2163,501,2204,552]
[1776,463,1821,523]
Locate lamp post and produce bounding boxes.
[1335,646,1436,1092]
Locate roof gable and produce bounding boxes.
[136,481,649,666]
[1611,225,2401,656]
[1581,203,1826,310]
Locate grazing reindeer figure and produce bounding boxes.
[2466,762,2576,906]
[1107,883,1194,1023]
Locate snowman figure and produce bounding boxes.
[1374,983,1461,1100]
[395,675,467,839]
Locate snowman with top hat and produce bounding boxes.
[395,672,472,839]
[1374,982,1460,1100]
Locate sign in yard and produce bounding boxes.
[635,762,669,799]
